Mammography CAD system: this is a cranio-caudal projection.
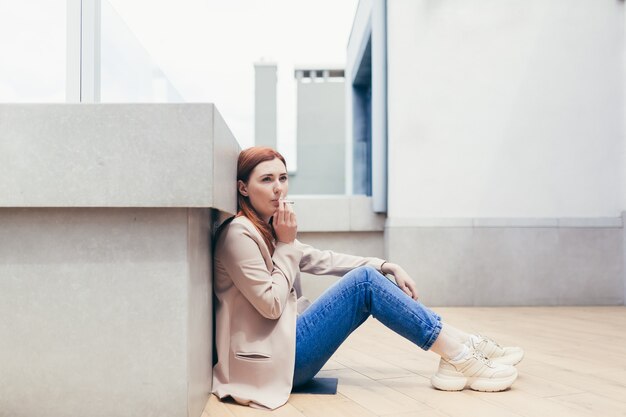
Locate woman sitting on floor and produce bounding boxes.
[212,146,524,410]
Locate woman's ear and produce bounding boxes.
[237,180,249,197]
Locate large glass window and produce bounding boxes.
[100,1,182,102]
[0,2,66,102]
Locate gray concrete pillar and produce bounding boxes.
[0,104,239,417]
[254,62,277,148]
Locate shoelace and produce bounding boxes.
[480,334,503,349]
[471,348,494,366]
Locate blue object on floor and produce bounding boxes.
[291,377,338,394]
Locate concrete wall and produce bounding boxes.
[386,218,623,306]
[386,0,624,219]
[386,0,623,219]
[289,74,346,194]
[293,197,625,306]
[0,103,239,417]
[0,208,214,417]
[373,0,625,305]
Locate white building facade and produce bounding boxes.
[346,0,625,305]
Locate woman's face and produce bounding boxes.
[238,158,288,222]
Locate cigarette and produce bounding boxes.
[283,200,295,204]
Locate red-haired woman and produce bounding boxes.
[211,147,523,410]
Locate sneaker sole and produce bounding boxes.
[431,368,518,392]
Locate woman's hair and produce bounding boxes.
[236,146,287,253]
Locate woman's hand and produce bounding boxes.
[382,262,419,301]
[273,195,297,243]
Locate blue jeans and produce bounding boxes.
[293,266,442,387]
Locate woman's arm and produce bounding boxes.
[219,222,303,319]
[296,242,419,300]
[292,236,421,301]
[295,240,385,276]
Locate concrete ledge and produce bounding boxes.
[387,217,623,228]
[0,104,238,211]
[0,208,215,417]
[557,217,623,228]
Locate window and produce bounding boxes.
[0,2,66,102]
[352,35,372,195]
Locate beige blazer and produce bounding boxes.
[212,216,385,410]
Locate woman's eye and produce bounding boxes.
[262,177,271,182]
[280,176,288,182]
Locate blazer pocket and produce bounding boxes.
[235,351,272,362]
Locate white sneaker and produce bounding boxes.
[431,348,518,392]
[470,334,524,366]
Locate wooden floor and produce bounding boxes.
[203,307,626,417]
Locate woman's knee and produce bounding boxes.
[345,265,379,284]
[344,266,391,292]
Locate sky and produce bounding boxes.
[0,0,359,166]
